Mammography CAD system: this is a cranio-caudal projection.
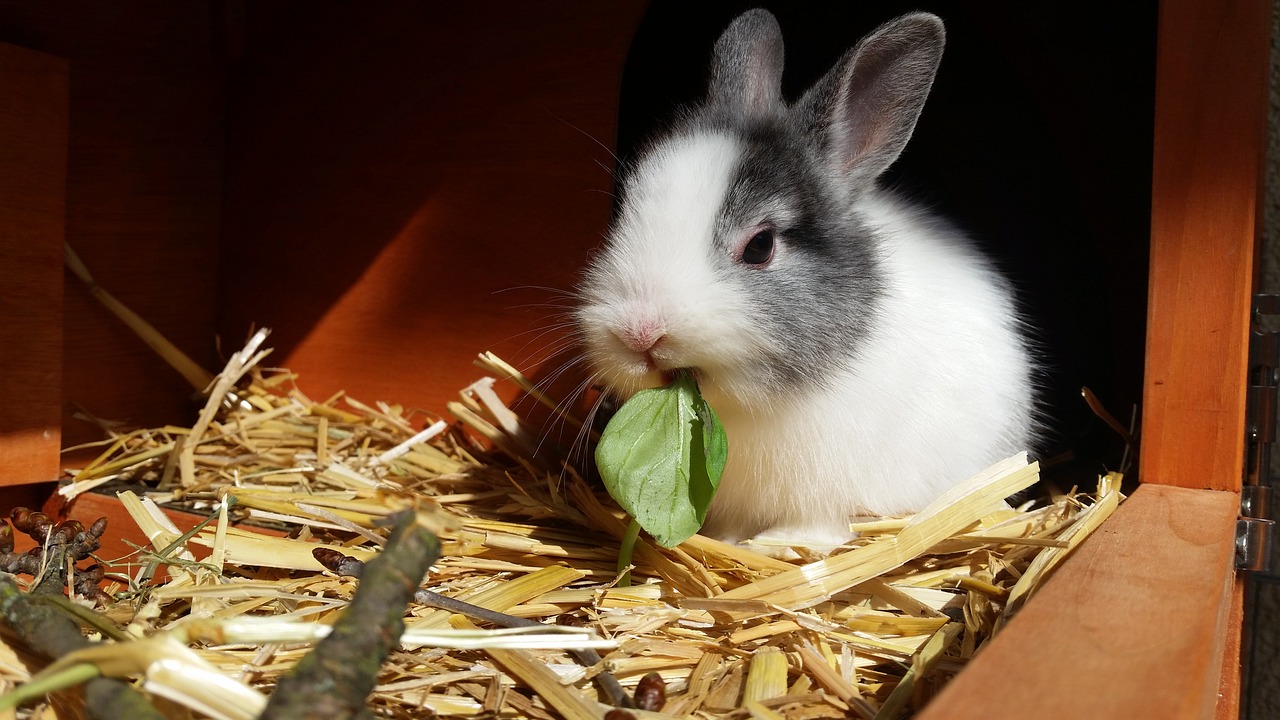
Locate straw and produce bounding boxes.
[31,333,1124,719]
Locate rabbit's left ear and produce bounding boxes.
[707,9,786,117]
[798,13,945,188]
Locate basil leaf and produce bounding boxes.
[595,372,727,548]
[688,381,727,523]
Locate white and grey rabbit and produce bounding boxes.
[576,10,1035,552]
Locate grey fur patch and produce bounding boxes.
[687,108,885,393]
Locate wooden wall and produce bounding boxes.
[0,1,1156,482]
[0,2,648,475]
[1140,0,1271,493]
[0,43,66,491]
[0,0,228,456]
[217,2,649,422]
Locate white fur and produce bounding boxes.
[702,193,1033,546]
[580,132,1033,552]
[579,132,774,396]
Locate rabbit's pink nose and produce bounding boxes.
[616,322,666,354]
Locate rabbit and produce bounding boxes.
[575,9,1036,554]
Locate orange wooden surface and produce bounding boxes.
[1138,0,1269,711]
[1139,0,1270,491]
[1217,576,1245,720]
[0,1,230,451]
[0,43,67,487]
[916,484,1240,720]
[216,2,649,420]
[0,2,649,455]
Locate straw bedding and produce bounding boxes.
[5,330,1122,719]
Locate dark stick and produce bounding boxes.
[0,574,165,720]
[415,588,635,709]
[261,511,441,720]
[315,548,635,709]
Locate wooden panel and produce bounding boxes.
[0,43,67,486]
[0,1,229,451]
[916,483,1239,719]
[1139,0,1269,490]
[217,2,649,419]
[1217,577,1245,720]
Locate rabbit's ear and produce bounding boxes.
[707,9,786,117]
[799,13,945,188]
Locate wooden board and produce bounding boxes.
[1217,577,1245,720]
[916,483,1240,719]
[1139,0,1270,491]
[0,0,230,451]
[0,42,67,487]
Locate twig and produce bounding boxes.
[316,548,635,709]
[261,511,441,720]
[0,575,165,720]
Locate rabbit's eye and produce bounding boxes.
[740,229,775,266]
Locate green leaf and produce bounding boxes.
[595,372,727,548]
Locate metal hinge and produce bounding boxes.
[1238,481,1274,571]
[1240,295,1280,572]
[1238,518,1274,572]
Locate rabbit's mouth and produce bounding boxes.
[661,368,699,386]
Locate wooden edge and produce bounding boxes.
[1216,577,1245,719]
[915,483,1239,719]
[1139,0,1268,490]
[0,42,69,487]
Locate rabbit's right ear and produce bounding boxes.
[708,9,785,117]
[799,13,945,189]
